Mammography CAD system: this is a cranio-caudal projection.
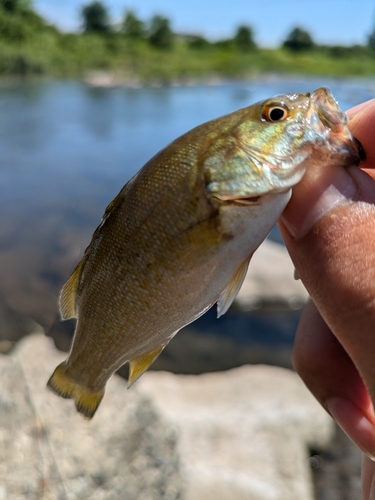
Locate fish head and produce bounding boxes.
[205,87,364,204]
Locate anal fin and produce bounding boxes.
[128,344,165,388]
[217,257,251,318]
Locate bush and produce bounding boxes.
[187,35,210,50]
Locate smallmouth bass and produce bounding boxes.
[47,87,364,418]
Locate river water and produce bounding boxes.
[1,76,374,372]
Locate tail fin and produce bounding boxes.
[47,362,104,419]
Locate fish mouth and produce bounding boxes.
[354,137,366,162]
[309,87,349,132]
[308,87,366,167]
[218,195,262,205]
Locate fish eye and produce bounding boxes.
[261,104,289,122]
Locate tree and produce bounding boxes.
[0,0,31,12]
[368,29,375,50]
[283,27,314,51]
[123,9,145,38]
[148,15,174,49]
[81,1,110,33]
[233,25,256,51]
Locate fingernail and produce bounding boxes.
[281,166,358,239]
[326,397,375,461]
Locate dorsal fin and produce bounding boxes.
[59,258,86,320]
[217,257,251,318]
[127,344,166,388]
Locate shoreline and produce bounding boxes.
[83,70,375,89]
[2,71,375,90]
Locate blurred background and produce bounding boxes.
[1,0,375,499]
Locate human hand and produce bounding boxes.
[278,98,375,499]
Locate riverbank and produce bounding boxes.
[4,36,375,81]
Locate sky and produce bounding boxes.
[34,0,375,48]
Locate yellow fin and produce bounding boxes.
[128,345,165,388]
[217,257,251,318]
[47,362,104,419]
[59,259,86,320]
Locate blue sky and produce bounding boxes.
[34,0,375,47]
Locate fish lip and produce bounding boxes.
[307,88,366,167]
[212,194,262,205]
[331,135,366,166]
[308,87,348,135]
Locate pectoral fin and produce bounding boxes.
[128,344,166,388]
[217,257,251,318]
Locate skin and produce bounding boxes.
[278,98,375,499]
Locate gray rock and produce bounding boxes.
[138,366,334,500]
[235,239,309,311]
[0,333,338,500]
[0,334,182,500]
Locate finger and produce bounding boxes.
[280,166,375,394]
[294,300,368,408]
[293,299,375,458]
[279,135,375,442]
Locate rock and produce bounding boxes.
[310,425,362,500]
[235,239,309,311]
[138,367,334,500]
[0,334,337,500]
[84,71,143,89]
[0,334,182,500]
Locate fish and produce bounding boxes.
[47,87,364,418]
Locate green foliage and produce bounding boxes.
[81,1,110,33]
[214,39,233,50]
[0,0,31,13]
[233,25,256,51]
[147,15,174,49]
[187,35,210,50]
[123,9,145,39]
[368,30,375,50]
[0,3,53,42]
[0,2,375,80]
[283,27,314,51]
[325,44,371,58]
